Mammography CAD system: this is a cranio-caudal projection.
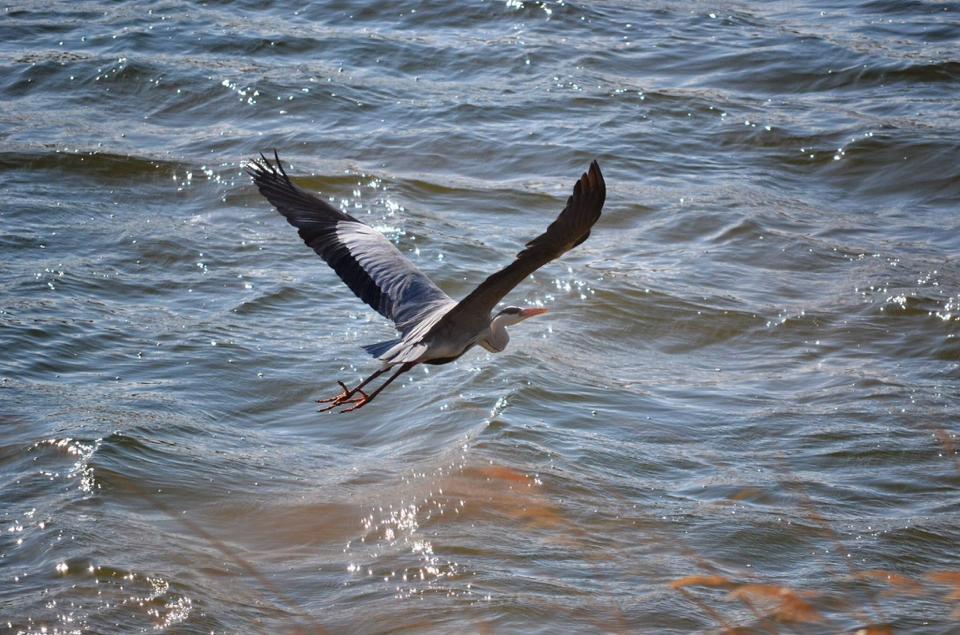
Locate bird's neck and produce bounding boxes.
[481,314,511,352]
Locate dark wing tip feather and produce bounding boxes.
[247,150,287,185]
[248,150,452,330]
[585,160,605,207]
[247,150,353,224]
[522,158,605,256]
[439,159,607,322]
[247,151,279,184]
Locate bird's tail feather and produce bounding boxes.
[362,339,401,359]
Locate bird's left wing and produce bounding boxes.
[431,160,605,331]
[248,152,454,333]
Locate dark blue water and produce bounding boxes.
[2,1,959,632]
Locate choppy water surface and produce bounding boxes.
[2,1,959,632]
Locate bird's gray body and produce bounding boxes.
[363,301,465,365]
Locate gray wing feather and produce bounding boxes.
[248,152,453,334]
[431,160,605,332]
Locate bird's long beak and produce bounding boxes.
[520,307,549,319]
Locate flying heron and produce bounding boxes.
[249,152,605,412]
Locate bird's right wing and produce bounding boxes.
[431,160,605,332]
[248,153,454,333]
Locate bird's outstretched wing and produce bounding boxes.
[248,152,454,333]
[433,160,605,330]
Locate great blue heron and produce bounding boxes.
[249,152,605,412]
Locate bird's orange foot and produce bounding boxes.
[317,381,366,412]
[339,395,371,413]
[317,380,352,404]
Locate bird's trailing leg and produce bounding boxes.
[317,366,389,411]
[336,362,416,413]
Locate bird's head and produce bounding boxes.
[483,306,549,353]
[493,306,550,327]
